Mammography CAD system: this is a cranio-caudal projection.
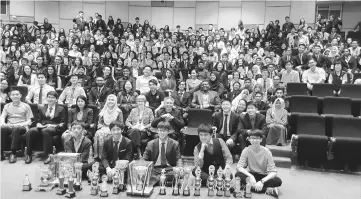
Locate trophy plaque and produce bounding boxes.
[216,167,224,196]
[234,177,242,198]
[35,165,55,192]
[22,174,32,191]
[117,160,129,191]
[126,160,154,197]
[159,168,166,195]
[65,169,76,198]
[56,166,66,195]
[244,177,252,198]
[182,167,192,196]
[224,165,232,197]
[194,167,201,196]
[100,175,109,197]
[172,167,181,196]
[112,169,120,194]
[207,165,215,196]
[73,162,83,191]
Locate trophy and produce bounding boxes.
[207,165,215,196]
[112,169,120,194]
[126,160,154,197]
[100,175,109,197]
[181,167,192,196]
[172,167,181,196]
[216,167,224,196]
[22,174,32,191]
[159,169,166,195]
[35,165,55,192]
[194,167,201,196]
[90,162,100,196]
[234,177,242,198]
[224,165,232,197]
[244,177,252,198]
[56,166,66,195]
[88,147,94,164]
[65,169,76,198]
[73,162,83,191]
[117,160,129,191]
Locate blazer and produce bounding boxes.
[212,111,240,142]
[64,136,92,165]
[293,53,309,69]
[37,104,66,131]
[312,54,329,70]
[101,136,133,168]
[171,91,192,110]
[68,107,94,129]
[151,108,185,136]
[88,86,113,106]
[191,90,221,111]
[279,55,296,69]
[239,113,266,136]
[143,138,182,167]
[340,56,358,73]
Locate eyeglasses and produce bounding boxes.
[249,137,262,141]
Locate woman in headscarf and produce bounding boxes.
[209,71,225,96]
[231,88,250,111]
[93,94,123,159]
[266,98,288,146]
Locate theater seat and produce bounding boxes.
[312,83,334,98]
[323,97,352,116]
[289,95,318,114]
[286,83,308,96]
[340,84,361,99]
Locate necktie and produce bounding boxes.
[54,48,58,57]
[70,87,75,104]
[161,142,166,166]
[49,107,53,116]
[38,85,43,104]
[179,92,184,101]
[57,65,61,75]
[223,114,228,137]
[113,141,119,162]
[264,79,267,90]
[300,54,303,65]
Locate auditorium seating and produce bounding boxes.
[340,84,361,99]
[322,97,352,115]
[286,83,308,96]
[289,95,318,114]
[312,83,334,98]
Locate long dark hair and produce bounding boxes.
[75,95,88,112]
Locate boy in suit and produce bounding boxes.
[88,76,113,109]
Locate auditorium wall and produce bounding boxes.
[0,1,359,32]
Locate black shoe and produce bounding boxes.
[44,156,51,164]
[25,155,32,164]
[1,152,5,161]
[9,154,17,163]
[265,187,280,198]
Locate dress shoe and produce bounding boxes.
[44,156,51,164]
[1,151,5,161]
[25,155,32,164]
[9,154,17,163]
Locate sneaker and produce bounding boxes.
[265,187,279,198]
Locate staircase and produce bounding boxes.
[266,142,293,168]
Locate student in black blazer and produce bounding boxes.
[88,76,113,108]
[25,91,66,164]
[311,45,329,70]
[293,44,309,70]
[239,102,267,146]
[101,122,133,176]
[340,48,358,73]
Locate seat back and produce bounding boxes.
[340,84,361,99]
[297,113,326,136]
[323,97,352,115]
[58,104,68,128]
[352,73,361,83]
[12,86,28,102]
[289,95,318,113]
[187,108,213,128]
[286,83,308,96]
[312,83,334,97]
[28,103,39,126]
[331,116,361,138]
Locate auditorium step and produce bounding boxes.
[267,142,293,168]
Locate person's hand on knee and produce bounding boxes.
[226,139,235,148]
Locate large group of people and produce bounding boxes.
[1,10,361,197]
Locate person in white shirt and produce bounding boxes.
[49,40,64,58]
[136,66,158,95]
[302,58,326,90]
[25,73,55,104]
[68,44,82,58]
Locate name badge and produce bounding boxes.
[156,95,159,99]
[331,65,334,70]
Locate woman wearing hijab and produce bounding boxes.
[209,71,225,96]
[231,88,251,111]
[266,98,288,146]
[93,94,124,159]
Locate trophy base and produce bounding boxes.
[224,190,231,197]
[112,187,119,194]
[216,190,224,196]
[35,183,55,192]
[172,189,180,196]
[208,189,214,197]
[234,192,243,198]
[244,192,252,198]
[65,191,76,198]
[90,187,99,195]
[194,189,200,196]
[183,189,190,196]
[159,188,166,195]
[74,184,82,191]
[126,186,154,197]
[119,184,126,192]
[100,191,108,197]
[23,184,32,191]
[56,188,66,195]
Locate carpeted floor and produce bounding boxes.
[1,157,360,199]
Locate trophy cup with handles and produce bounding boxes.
[194,166,202,196]
[181,167,192,196]
[207,165,216,196]
[117,160,129,191]
[159,168,166,195]
[216,167,224,196]
[172,167,181,196]
[126,160,154,196]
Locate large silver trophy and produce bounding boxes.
[224,165,232,197]
[56,166,66,195]
[112,168,120,194]
[159,169,166,195]
[126,160,154,197]
[244,177,252,198]
[194,167,202,196]
[73,162,83,191]
[89,162,100,195]
[117,160,129,191]
[216,167,224,196]
[35,165,55,192]
[172,167,181,196]
[234,176,242,198]
[65,168,76,198]
[207,165,216,196]
[181,167,192,196]
[100,175,109,197]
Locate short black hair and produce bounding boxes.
[47,91,58,99]
[247,101,257,109]
[249,129,264,139]
[157,121,172,130]
[71,121,86,128]
[149,79,158,85]
[37,72,47,78]
[109,121,124,130]
[197,124,213,135]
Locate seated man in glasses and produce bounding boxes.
[235,129,282,198]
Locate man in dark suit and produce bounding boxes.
[171,81,192,122]
[102,121,133,176]
[132,17,142,35]
[340,48,358,73]
[293,44,309,71]
[279,47,295,70]
[174,25,183,39]
[143,121,182,186]
[54,55,70,87]
[239,102,266,147]
[212,100,242,154]
[73,11,87,31]
[25,91,66,164]
[88,76,112,109]
[77,66,92,93]
[64,121,92,175]
[311,45,330,70]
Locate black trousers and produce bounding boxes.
[216,133,246,154]
[1,126,27,152]
[235,172,282,189]
[26,127,62,155]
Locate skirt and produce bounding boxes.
[266,124,287,146]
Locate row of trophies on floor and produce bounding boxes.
[21,147,252,198]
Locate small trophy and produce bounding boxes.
[65,169,76,198]
[22,174,32,191]
[194,167,202,196]
[36,165,55,192]
[216,167,224,196]
[112,169,120,194]
[88,147,94,164]
[56,167,66,195]
[90,163,100,196]
[182,167,192,196]
[244,177,252,198]
[100,175,109,197]
[224,165,232,197]
[117,160,129,191]
[207,165,215,196]
[172,167,181,196]
[234,177,242,198]
[73,162,83,191]
[159,168,166,195]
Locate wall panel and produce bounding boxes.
[129,6,152,25]
[342,1,361,30]
[59,19,74,33]
[10,1,34,17]
[83,3,105,21]
[35,1,59,24]
[219,1,242,8]
[151,7,174,29]
[129,1,151,7]
[241,1,265,24]
[174,1,196,8]
[106,1,129,22]
[290,1,316,24]
[266,1,291,7]
[218,8,241,30]
[59,1,83,19]
[265,6,290,25]
[195,1,219,25]
[173,7,195,30]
